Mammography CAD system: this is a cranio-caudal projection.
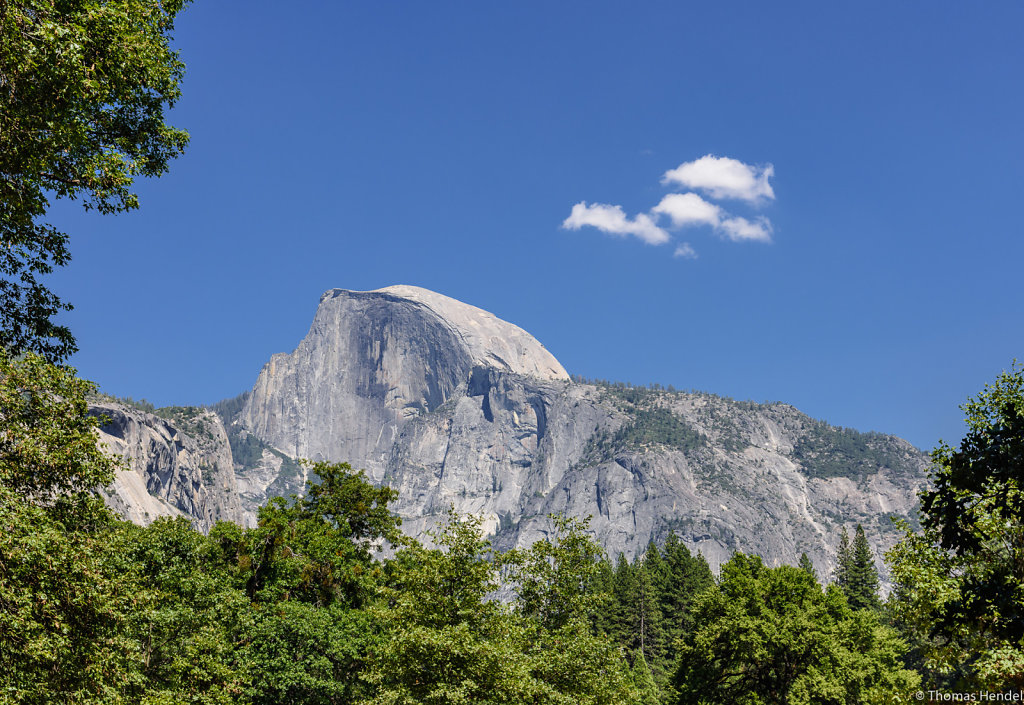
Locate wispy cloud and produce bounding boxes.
[674,243,698,259]
[719,216,773,242]
[562,202,669,245]
[663,155,774,203]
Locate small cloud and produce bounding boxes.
[674,243,698,259]
[719,216,773,243]
[562,201,669,245]
[651,192,772,244]
[652,193,722,228]
[663,154,774,203]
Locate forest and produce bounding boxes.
[3,1,1024,702]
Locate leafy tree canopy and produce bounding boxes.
[888,362,1024,688]
[673,553,919,705]
[1,0,191,360]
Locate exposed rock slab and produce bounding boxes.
[92,402,243,532]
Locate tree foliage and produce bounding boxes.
[672,553,919,705]
[1,0,191,360]
[364,512,640,705]
[0,353,134,702]
[835,524,881,611]
[888,362,1024,689]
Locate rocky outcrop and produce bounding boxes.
[377,372,926,580]
[92,402,243,532]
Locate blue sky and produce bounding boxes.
[50,1,1023,451]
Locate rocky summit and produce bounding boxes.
[95,285,930,579]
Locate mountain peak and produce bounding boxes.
[322,286,569,382]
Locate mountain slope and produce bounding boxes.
[219,286,929,578]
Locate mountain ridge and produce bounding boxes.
[94,285,930,580]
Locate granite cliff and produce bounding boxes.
[92,401,243,532]
[224,286,928,577]
[95,285,930,579]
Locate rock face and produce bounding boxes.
[226,286,930,579]
[239,286,568,482]
[92,284,929,579]
[92,402,243,532]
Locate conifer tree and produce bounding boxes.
[798,552,818,583]
[846,524,881,611]
[660,533,714,642]
[636,545,668,679]
[834,526,852,589]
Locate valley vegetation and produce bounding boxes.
[4,351,1024,703]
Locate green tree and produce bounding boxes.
[501,515,606,630]
[238,461,400,607]
[363,512,640,705]
[887,362,1024,688]
[672,553,919,705]
[798,553,817,582]
[221,462,399,705]
[0,353,135,703]
[361,512,539,705]
[834,526,852,590]
[845,525,881,611]
[1,0,191,360]
[503,516,640,705]
[112,517,249,704]
[659,532,714,647]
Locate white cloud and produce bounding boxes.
[718,216,773,243]
[673,243,698,259]
[562,201,670,245]
[663,155,775,202]
[650,192,772,243]
[652,193,722,228]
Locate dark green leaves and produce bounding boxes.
[1,0,191,360]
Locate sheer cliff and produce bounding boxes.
[92,285,928,578]
[221,286,928,577]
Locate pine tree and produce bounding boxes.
[635,545,667,679]
[609,551,665,671]
[660,533,714,642]
[834,526,852,589]
[845,524,881,611]
[798,552,818,583]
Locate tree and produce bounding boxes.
[659,532,714,645]
[361,512,539,705]
[363,512,640,705]
[238,461,400,607]
[0,353,136,702]
[834,526,852,590]
[887,362,1024,688]
[1,0,191,360]
[221,462,399,705]
[672,553,919,705]
[846,524,881,611]
[112,517,249,704]
[798,553,817,582]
